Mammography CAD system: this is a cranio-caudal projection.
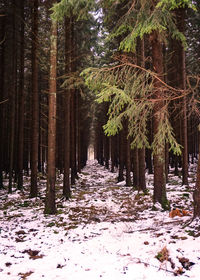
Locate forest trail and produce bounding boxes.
[66,160,193,233]
[0,160,199,280]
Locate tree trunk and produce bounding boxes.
[63,16,71,199]
[104,135,110,169]
[177,8,188,186]
[151,30,168,208]
[118,130,124,182]
[70,17,77,185]
[138,148,146,191]
[44,19,57,215]
[0,8,5,189]
[132,148,139,188]
[193,129,200,218]
[30,0,39,197]
[137,38,146,191]
[17,0,25,190]
[8,0,17,194]
[125,121,131,186]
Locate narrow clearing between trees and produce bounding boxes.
[1,160,200,279]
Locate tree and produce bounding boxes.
[175,8,188,186]
[8,0,17,193]
[151,28,167,206]
[44,16,58,215]
[0,3,5,189]
[82,0,197,208]
[30,0,39,197]
[63,16,71,199]
[193,128,200,218]
[17,0,25,190]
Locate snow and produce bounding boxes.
[0,160,200,279]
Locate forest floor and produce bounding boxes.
[1,160,200,279]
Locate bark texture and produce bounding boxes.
[30,0,39,197]
[151,30,168,208]
[44,19,57,214]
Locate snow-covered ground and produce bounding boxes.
[0,160,200,279]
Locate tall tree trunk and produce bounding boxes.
[70,17,77,185]
[138,148,146,191]
[118,130,124,182]
[193,127,200,218]
[44,18,57,214]
[125,121,131,186]
[151,30,168,208]
[17,0,25,190]
[77,93,81,172]
[137,38,146,191]
[63,17,71,199]
[8,0,16,193]
[104,135,110,169]
[111,136,117,172]
[132,148,139,188]
[0,8,5,189]
[176,8,188,186]
[70,90,76,184]
[30,0,39,197]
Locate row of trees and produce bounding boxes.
[0,0,96,213]
[82,0,200,215]
[0,0,200,217]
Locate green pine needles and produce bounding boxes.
[81,62,182,156]
[51,0,95,21]
[156,0,197,11]
[106,0,196,52]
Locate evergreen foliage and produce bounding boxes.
[156,0,196,11]
[82,62,182,155]
[107,0,195,52]
[82,0,197,158]
[51,0,96,21]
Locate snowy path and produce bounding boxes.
[0,160,200,279]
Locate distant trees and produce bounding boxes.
[0,0,95,212]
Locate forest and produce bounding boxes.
[0,0,200,279]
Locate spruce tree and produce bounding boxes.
[82,0,196,208]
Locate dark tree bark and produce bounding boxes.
[8,0,17,193]
[132,149,139,188]
[63,16,71,199]
[104,135,110,169]
[137,38,146,191]
[118,130,124,182]
[125,121,131,186]
[44,18,57,215]
[70,90,76,184]
[176,8,188,186]
[0,8,5,189]
[146,120,153,174]
[77,93,81,172]
[30,0,39,197]
[70,17,77,185]
[111,136,118,172]
[165,143,169,183]
[138,148,146,191]
[17,0,25,190]
[151,30,168,208]
[193,128,200,218]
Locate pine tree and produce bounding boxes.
[30,0,39,198]
[82,0,196,208]
[17,0,25,190]
[44,15,58,215]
